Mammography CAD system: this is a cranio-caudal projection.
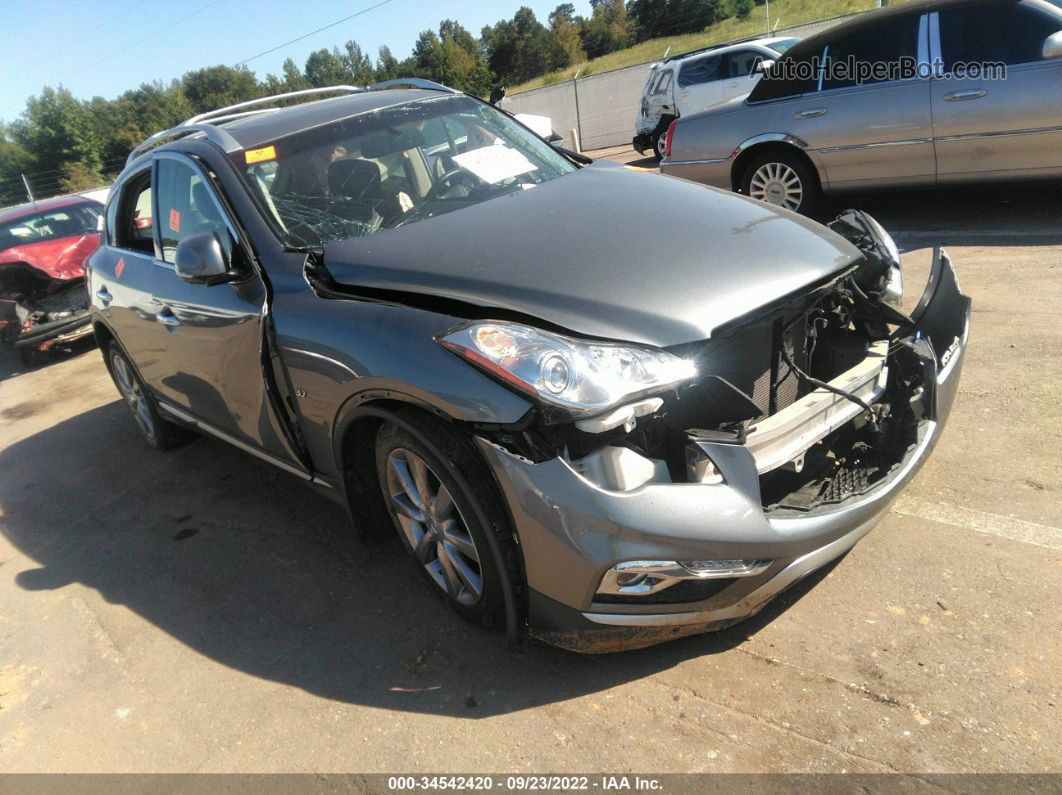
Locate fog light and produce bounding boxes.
[678,559,770,578]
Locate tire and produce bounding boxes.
[741,149,820,215]
[107,342,195,449]
[374,411,519,630]
[651,132,666,161]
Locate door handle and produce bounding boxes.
[95,286,112,306]
[154,308,181,328]
[944,89,986,101]
[795,108,827,119]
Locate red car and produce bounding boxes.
[0,195,104,364]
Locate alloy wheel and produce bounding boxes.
[748,161,803,211]
[112,353,155,440]
[385,448,483,605]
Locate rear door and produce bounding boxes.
[793,11,935,189]
[719,48,770,102]
[147,152,300,465]
[643,68,675,126]
[675,54,724,115]
[931,0,1062,180]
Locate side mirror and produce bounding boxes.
[1044,30,1062,60]
[754,59,776,75]
[547,130,564,143]
[174,232,230,284]
[489,86,507,106]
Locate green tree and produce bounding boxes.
[11,86,102,176]
[0,123,34,205]
[580,0,633,59]
[481,7,552,85]
[414,21,493,95]
[546,4,586,71]
[181,65,260,113]
[375,45,401,80]
[304,48,351,87]
[732,0,753,19]
[343,41,377,84]
[58,162,104,192]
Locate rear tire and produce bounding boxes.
[652,132,666,161]
[107,342,195,449]
[741,149,820,215]
[374,411,519,630]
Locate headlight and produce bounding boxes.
[830,210,903,309]
[437,321,697,415]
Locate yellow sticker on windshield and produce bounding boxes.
[244,145,276,164]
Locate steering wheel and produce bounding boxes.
[424,167,483,201]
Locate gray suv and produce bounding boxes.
[663,0,1062,213]
[88,84,969,652]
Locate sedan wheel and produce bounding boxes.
[385,447,483,606]
[748,162,803,211]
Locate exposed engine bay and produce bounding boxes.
[481,211,940,514]
[0,262,93,357]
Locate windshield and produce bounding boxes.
[768,38,800,55]
[0,203,100,251]
[235,94,578,249]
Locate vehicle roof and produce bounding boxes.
[0,194,99,224]
[213,88,454,151]
[664,35,798,65]
[787,0,1023,56]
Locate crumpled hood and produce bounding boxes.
[0,233,101,281]
[323,161,860,347]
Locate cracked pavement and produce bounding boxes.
[0,175,1059,772]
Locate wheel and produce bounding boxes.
[107,342,195,449]
[375,412,519,629]
[741,149,819,215]
[652,132,666,161]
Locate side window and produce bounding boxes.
[156,159,234,264]
[820,15,920,90]
[748,43,821,102]
[653,70,672,94]
[939,1,1062,69]
[721,49,764,79]
[112,171,154,255]
[678,56,719,87]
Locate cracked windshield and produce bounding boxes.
[236,94,576,249]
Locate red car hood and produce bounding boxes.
[0,233,101,281]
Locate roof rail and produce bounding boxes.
[183,85,363,125]
[126,123,243,167]
[366,78,460,93]
[662,34,768,64]
[126,85,364,168]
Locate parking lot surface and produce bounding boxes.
[1,157,1060,773]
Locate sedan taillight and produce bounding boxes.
[663,119,678,158]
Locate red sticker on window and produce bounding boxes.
[169,208,181,233]
[114,257,125,280]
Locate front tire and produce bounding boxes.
[374,413,518,630]
[741,150,820,215]
[107,342,195,449]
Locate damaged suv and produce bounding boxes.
[88,85,970,652]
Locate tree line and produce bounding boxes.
[1,0,754,205]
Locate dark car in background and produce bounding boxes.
[0,194,103,365]
[88,85,969,652]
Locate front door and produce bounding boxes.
[930,0,1062,181]
[147,153,297,463]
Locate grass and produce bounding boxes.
[510,0,881,93]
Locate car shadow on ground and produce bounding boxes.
[0,337,97,381]
[0,400,835,717]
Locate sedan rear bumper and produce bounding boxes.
[477,249,970,652]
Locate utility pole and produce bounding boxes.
[21,173,36,207]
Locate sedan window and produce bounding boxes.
[156,159,235,264]
[820,15,920,90]
[939,0,1062,70]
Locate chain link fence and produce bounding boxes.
[501,12,866,152]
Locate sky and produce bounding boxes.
[0,0,586,123]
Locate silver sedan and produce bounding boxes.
[662,0,1062,214]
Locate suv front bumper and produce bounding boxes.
[477,249,971,652]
